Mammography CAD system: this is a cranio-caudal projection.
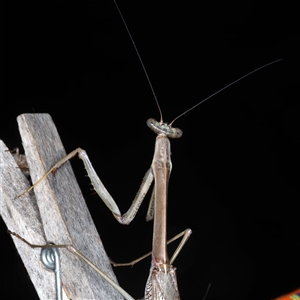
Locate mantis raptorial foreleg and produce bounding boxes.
[19,147,155,225]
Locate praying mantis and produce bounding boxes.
[1,1,290,298]
[4,57,280,300]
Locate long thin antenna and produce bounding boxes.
[169,59,283,126]
[114,2,282,127]
[114,1,163,122]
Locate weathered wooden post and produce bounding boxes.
[0,114,123,300]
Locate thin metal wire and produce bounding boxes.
[40,247,62,300]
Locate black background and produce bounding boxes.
[1,1,300,300]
